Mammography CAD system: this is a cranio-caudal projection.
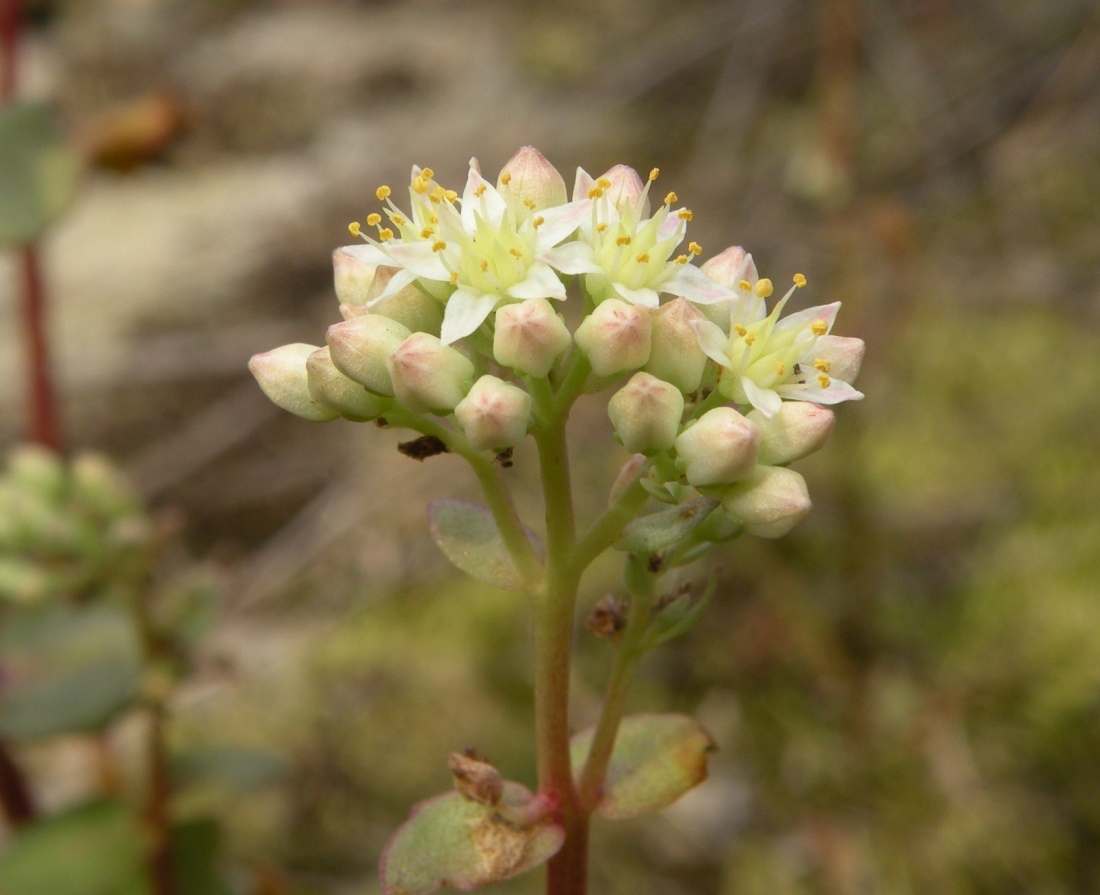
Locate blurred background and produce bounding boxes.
[2,0,1100,893]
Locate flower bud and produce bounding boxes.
[674,406,759,487]
[306,346,387,421]
[249,344,338,421]
[749,401,835,466]
[722,466,812,538]
[6,446,65,504]
[497,146,568,211]
[608,373,684,454]
[333,248,378,309]
[454,375,532,450]
[326,315,411,397]
[366,267,445,335]
[599,164,647,216]
[810,335,865,384]
[387,333,474,413]
[493,298,571,377]
[645,298,709,393]
[71,453,141,520]
[574,298,652,378]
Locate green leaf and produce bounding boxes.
[638,478,679,505]
[642,571,720,650]
[381,783,563,895]
[0,605,143,740]
[428,499,543,591]
[172,818,233,895]
[0,102,81,247]
[171,745,287,793]
[570,714,715,820]
[0,800,150,895]
[614,497,719,555]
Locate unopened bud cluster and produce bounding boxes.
[251,146,865,540]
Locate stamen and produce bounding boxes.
[432,240,447,252]
[817,373,831,388]
[738,280,752,291]
[375,186,391,201]
[429,214,439,224]
[648,167,659,181]
[474,184,487,198]
[743,332,757,346]
[348,221,361,236]
[421,167,435,179]
[533,216,545,228]
[509,247,523,259]
[391,214,406,225]
[444,189,458,202]
[413,176,430,194]
[674,254,688,264]
[775,362,785,376]
[811,319,828,336]
[733,324,747,337]
[635,253,650,264]
[616,235,632,246]
[596,223,608,233]
[597,177,611,190]
[420,228,434,239]
[523,198,537,210]
[587,187,605,199]
[793,273,807,288]
[366,213,381,227]
[500,172,512,185]
[480,259,489,272]
[429,194,440,204]
[688,241,702,255]
[678,209,693,221]
[449,272,459,286]
[753,278,773,298]
[813,358,831,372]
[663,191,678,205]
[378,228,394,241]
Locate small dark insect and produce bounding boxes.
[374,417,389,428]
[494,448,514,468]
[397,435,449,460]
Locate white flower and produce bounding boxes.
[691,274,865,419]
[539,166,736,310]
[339,158,589,346]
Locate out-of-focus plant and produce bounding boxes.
[250,147,866,895]
[0,445,283,895]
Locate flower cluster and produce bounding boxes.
[250,147,864,540]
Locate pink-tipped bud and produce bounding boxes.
[367,266,445,335]
[645,298,709,393]
[249,344,338,421]
[810,335,865,385]
[493,298,571,377]
[387,333,474,413]
[699,246,757,330]
[454,375,533,451]
[574,298,652,378]
[608,373,684,455]
[333,248,378,309]
[599,164,648,216]
[306,346,386,422]
[749,401,835,466]
[674,406,759,486]
[326,315,411,397]
[497,146,568,211]
[722,466,812,538]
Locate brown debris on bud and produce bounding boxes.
[586,595,629,639]
[448,751,504,806]
[397,435,449,461]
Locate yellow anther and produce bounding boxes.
[817,373,831,388]
[596,223,608,233]
[413,177,430,194]
[366,213,381,227]
[450,272,459,286]
[753,278,773,298]
[635,253,650,264]
[674,254,688,264]
[688,241,702,255]
[392,214,406,225]
[533,215,545,228]
[793,273,807,288]
[429,194,440,204]
[420,228,434,239]
[587,187,605,199]
[421,167,434,179]
[378,228,394,241]
[733,324,747,337]
[814,358,831,372]
[348,221,361,236]
[480,259,489,272]
[429,214,439,224]
[678,209,693,221]
[444,189,458,201]
[775,362,786,376]
[500,172,512,185]
[743,332,757,346]
[616,235,632,246]
[597,177,612,189]
[474,184,487,198]
[648,167,659,181]
[376,185,391,201]
[432,240,447,252]
[738,279,753,291]
[664,191,678,205]
[509,247,523,259]
[811,319,828,336]
[524,198,537,210]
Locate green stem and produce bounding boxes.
[570,478,650,575]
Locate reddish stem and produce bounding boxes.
[145,705,176,895]
[0,0,17,100]
[20,244,61,450]
[0,741,35,828]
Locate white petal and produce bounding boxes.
[611,283,659,308]
[777,379,864,405]
[657,210,685,241]
[380,241,450,281]
[774,301,841,334]
[440,289,500,345]
[462,164,507,232]
[807,336,865,384]
[690,318,731,367]
[507,262,567,301]
[533,199,591,249]
[664,263,739,305]
[573,167,595,202]
[366,266,417,306]
[339,243,391,265]
[741,377,783,418]
[541,241,602,276]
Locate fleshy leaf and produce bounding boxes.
[381,783,564,895]
[614,497,719,554]
[428,499,543,591]
[0,102,81,247]
[641,571,720,650]
[0,800,149,895]
[638,477,679,505]
[570,714,715,820]
[0,605,143,740]
[170,745,287,793]
[172,818,234,895]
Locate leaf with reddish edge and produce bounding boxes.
[428,499,543,591]
[381,782,563,895]
[571,714,715,820]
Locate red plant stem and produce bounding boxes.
[145,704,176,895]
[0,741,35,828]
[20,244,61,450]
[0,0,17,100]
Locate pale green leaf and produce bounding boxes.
[428,499,542,591]
[614,497,719,554]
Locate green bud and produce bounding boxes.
[249,344,338,421]
[574,298,652,378]
[645,298,708,393]
[674,406,759,487]
[608,373,684,455]
[387,333,475,414]
[454,375,533,451]
[306,346,387,421]
[493,299,571,378]
[722,465,812,538]
[327,314,411,397]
